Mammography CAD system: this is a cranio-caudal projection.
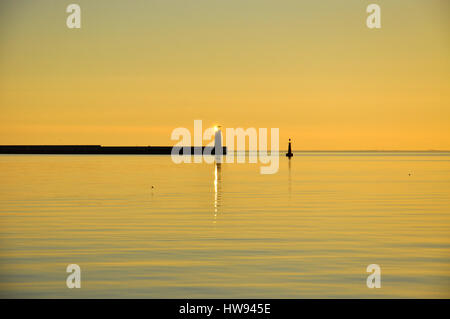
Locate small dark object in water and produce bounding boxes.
[286,139,293,158]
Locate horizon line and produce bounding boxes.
[0,145,449,152]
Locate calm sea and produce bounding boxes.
[0,152,449,298]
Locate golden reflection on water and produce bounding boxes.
[0,153,449,298]
[214,161,222,220]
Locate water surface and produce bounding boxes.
[0,152,449,298]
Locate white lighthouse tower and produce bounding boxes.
[214,125,223,160]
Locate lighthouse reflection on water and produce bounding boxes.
[214,126,223,220]
[214,161,222,218]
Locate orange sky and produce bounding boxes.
[0,0,449,149]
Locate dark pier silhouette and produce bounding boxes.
[286,139,293,158]
[0,145,227,155]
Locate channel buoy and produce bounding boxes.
[286,139,293,158]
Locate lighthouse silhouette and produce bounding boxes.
[214,126,223,157]
[286,139,293,158]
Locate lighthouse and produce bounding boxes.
[286,139,293,158]
[214,126,223,157]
